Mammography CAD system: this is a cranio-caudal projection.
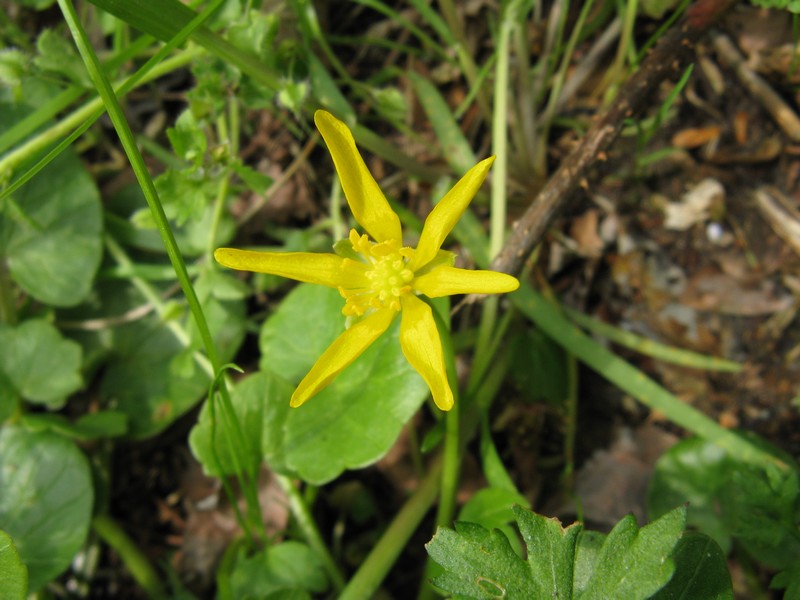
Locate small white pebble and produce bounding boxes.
[706,221,725,242]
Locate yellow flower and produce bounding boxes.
[215,110,519,411]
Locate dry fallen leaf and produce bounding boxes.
[569,209,605,257]
[671,125,722,149]
[663,178,724,231]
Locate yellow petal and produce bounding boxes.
[215,248,368,288]
[409,156,495,271]
[413,266,519,298]
[399,295,453,411]
[291,308,396,407]
[314,110,402,243]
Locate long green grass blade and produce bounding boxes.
[563,306,742,372]
[57,0,265,539]
[409,72,476,175]
[511,284,786,470]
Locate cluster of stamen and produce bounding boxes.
[340,230,414,316]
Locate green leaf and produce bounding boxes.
[231,161,272,195]
[0,425,93,592]
[578,506,686,599]
[189,370,293,476]
[15,0,55,8]
[258,284,428,484]
[0,50,28,100]
[509,328,568,405]
[408,72,476,175]
[719,464,800,570]
[308,54,354,123]
[0,530,28,600]
[651,532,732,600]
[427,506,580,599]
[459,489,529,532]
[259,283,347,383]
[34,29,90,87]
[572,530,606,595]
[226,541,329,598]
[62,276,245,437]
[166,109,207,164]
[515,506,581,598]
[771,564,800,598]
[479,418,519,493]
[0,100,102,306]
[85,0,197,42]
[648,436,800,566]
[0,319,83,408]
[647,437,732,551]
[427,521,537,599]
[21,410,128,440]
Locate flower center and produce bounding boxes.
[340,230,414,316]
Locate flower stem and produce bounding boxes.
[489,2,513,261]
[436,400,460,530]
[92,514,166,600]
[340,456,443,600]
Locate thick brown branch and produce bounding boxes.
[491,0,737,277]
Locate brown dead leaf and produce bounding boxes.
[663,178,724,231]
[733,111,749,145]
[557,425,677,529]
[671,125,721,149]
[681,269,792,315]
[569,209,605,257]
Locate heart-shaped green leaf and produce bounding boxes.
[60,273,245,437]
[259,284,428,484]
[0,319,83,409]
[0,425,93,592]
[223,541,329,598]
[0,92,102,307]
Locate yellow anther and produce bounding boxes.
[339,229,415,315]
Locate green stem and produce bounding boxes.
[511,283,789,471]
[601,0,638,96]
[0,261,17,326]
[59,0,264,538]
[536,0,596,159]
[340,457,443,600]
[437,0,492,119]
[0,48,201,181]
[468,295,498,395]
[103,235,212,375]
[207,163,232,260]
[562,353,579,508]
[436,402,460,530]
[276,475,346,592]
[489,5,513,261]
[92,514,166,599]
[0,33,157,156]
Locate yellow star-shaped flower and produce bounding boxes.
[215,110,519,411]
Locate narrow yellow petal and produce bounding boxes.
[409,156,495,271]
[291,308,396,407]
[413,266,519,298]
[399,295,453,411]
[314,110,402,243]
[215,248,368,288]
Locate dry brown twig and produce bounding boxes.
[711,32,800,143]
[490,0,738,279]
